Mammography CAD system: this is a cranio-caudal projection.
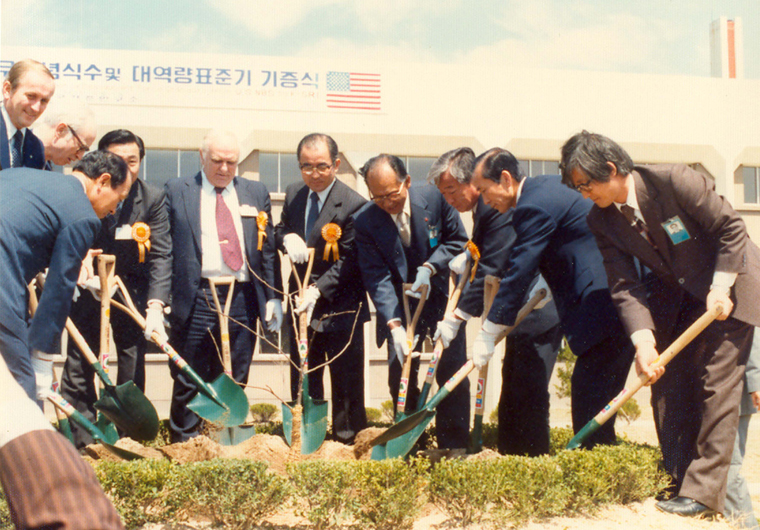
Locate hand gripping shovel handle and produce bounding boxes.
[290,249,316,364]
[109,277,226,407]
[208,276,236,377]
[418,267,471,410]
[396,282,429,416]
[565,303,723,450]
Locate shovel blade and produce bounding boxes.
[95,413,119,445]
[282,399,329,454]
[212,425,257,446]
[94,381,160,441]
[189,373,248,427]
[372,411,436,460]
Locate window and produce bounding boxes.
[259,152,301,193]
[744,166,760,204]
[141,149,200,187]
[519,159,560,178]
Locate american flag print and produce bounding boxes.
[326,71,381,111]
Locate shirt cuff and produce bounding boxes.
[423,262,436,276]
[711,271,738,294]
[453,308,473,322]
[483,319,508,335]
[631,329,656,348]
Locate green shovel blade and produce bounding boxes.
[282,396,329,455]
[94,380,160,441]
[188,373,249,427]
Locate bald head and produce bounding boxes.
[200,130,240,188]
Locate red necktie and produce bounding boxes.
[215,187,244,271]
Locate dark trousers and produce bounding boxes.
[387,326,470,449]
[288,320,367,444]
[0,321,35,402]
[61,288,149,448]
[570,332,635,449]
[498,324,562,456]
[652,295,752,512]
[169,281,257,442]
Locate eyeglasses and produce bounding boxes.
[300,163,333,175]
[573,178,594,193]
[66,124,89,154]
[369,183,405,204]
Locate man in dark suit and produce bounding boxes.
[0,151,129,402]
[165,130,282,442]
[428,147,562,456]
[560,131,760,517]
[0,59,55,170]
[354,154,470,449]
[0,355,124,530]
[470,147,635,450]
[274,133,369,444]
[62,130,172,448]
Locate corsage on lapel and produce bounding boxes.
[322,223,342,261]
[131,222,151,263]
[256,211,268,250]
[466,240,480,282]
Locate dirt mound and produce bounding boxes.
[352,426,386,459]
[222,433,291,473]
[160,435,223,463]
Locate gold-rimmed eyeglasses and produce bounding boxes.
[66,124,90,154]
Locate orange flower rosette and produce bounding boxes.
[466,240,480,282]
[131,222,151,263]
[256,211,268,250]
[321,223,342,261]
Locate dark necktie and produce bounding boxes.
[10,130,23,168]
[620,204,657,249]
[215,187,244,271]
[305,192,320,237]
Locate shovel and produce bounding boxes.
[468,274,501,454]
[371,287,548,460]
[282,249,329,454]
[207,276,256,446]
[34,271,158,441]
[565,304,723,450]
[394,282,429,422]
[109,276,248,427]
[416,268,469,410]
[47,392,143,460]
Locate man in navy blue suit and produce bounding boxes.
[0,59,55,170]
[470,147,634,449]
[429,147,562,456]
[165,130,282,442]
[354,154,470,450]
[0,151,130,402]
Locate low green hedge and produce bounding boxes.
[0,428,668,530]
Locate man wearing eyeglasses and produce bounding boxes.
[354,154,470,451]
[32,101,96,168]
[1,59,55,170]
[274,133,369,444]
[469,147,634,451]
[560,131,760,519]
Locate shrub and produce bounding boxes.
[488,406,499,424]
[288,460,357,529]
[0,490,10,529]
[164,459,290,529]
[366,407,382,422]
[351,457,429,530]
[250,402,278,422]
[380,400,395,422]
[554,339,575,399]
[429,459,494,528]
[619,398,642,423]
[95,459,174,528]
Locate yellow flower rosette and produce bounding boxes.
[466,240,480,282]
[131,222,151,263]
[321,223,342,261]
[256,211,268,250]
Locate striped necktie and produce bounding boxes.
[620,204,657,249]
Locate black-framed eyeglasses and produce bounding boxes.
[369,183,405,204]
[66,124,89,154]
[300,163,333,175]
[573,178,594,193]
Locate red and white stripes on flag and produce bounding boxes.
[326,71,381,111]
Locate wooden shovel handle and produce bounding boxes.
[208,276,236,375]
[97,255,116,367]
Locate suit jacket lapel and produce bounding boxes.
[184,173,203,253]
[124,179,144,225]
[0,117,10,169]
[307,182,341,247]
[409,188,430,263]
[371,204,407,281]
[234,177,259,260]
[634,171,672,266]
[291,186,310,238]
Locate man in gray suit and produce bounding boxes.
[275,133,369,444]
[560,130,760,518]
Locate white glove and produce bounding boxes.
[448,250,470,276]
[405,266,433,298]
[529,275,552,310]
[472,320,507,369]
[31,350,54,401]
[82,276,118,302]
[295,285,320,324]
[265,299,283,332]
[283,233,309,264]
[72,285,81,303]
[390,326,415,365]
[433,314,462,349]
[144,305,168,342]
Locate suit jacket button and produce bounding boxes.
[678,278,685,285]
